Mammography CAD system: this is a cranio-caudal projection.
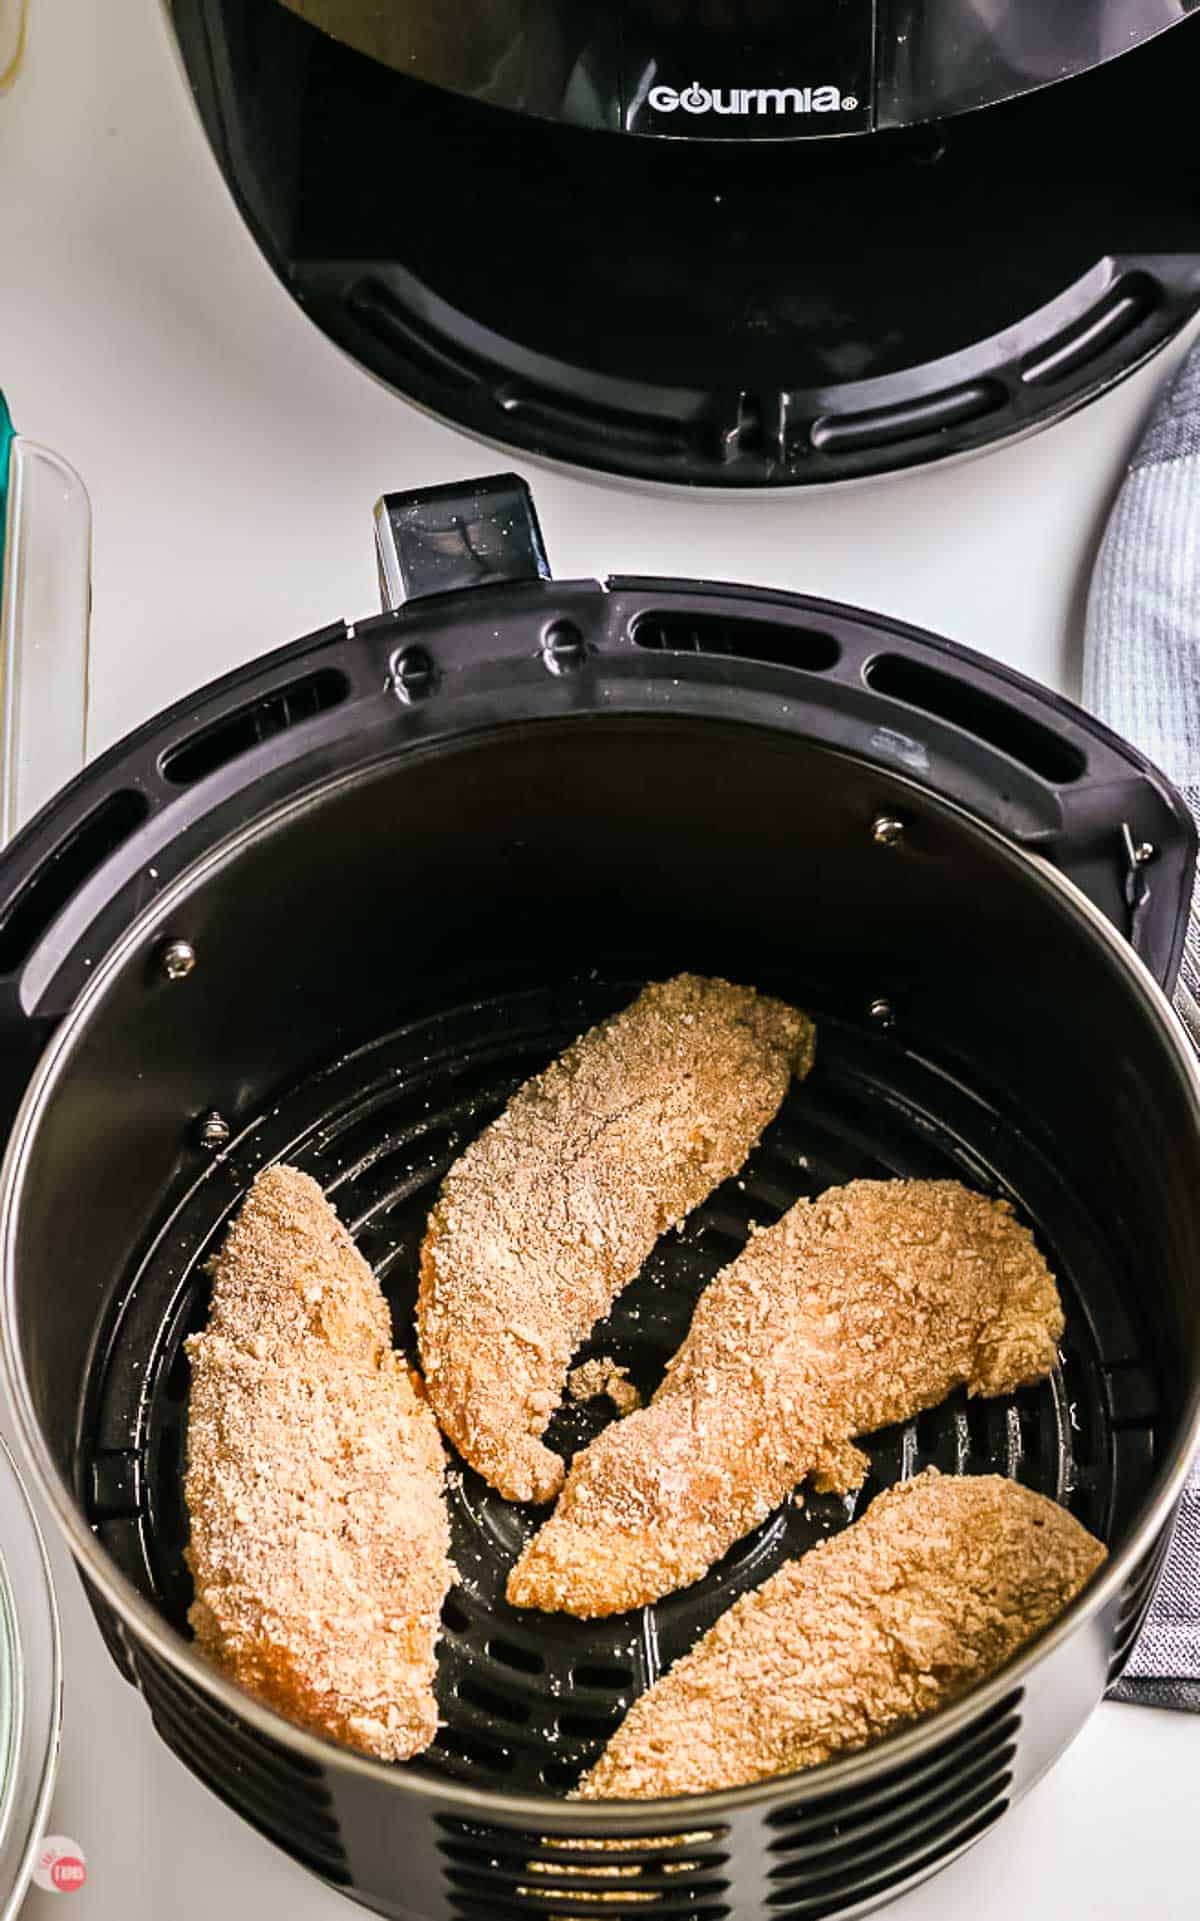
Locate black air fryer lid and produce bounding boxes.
[171,2,1200,485]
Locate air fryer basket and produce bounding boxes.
[3,478,1200,1921]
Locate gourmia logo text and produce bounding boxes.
[648,80,858,116]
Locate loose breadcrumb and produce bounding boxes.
[568,1357,643,1416]
[418,975,815,1504]
[509,1179,1063,1616]
[576,1471,1104,1798]
[184,1166,451,1762]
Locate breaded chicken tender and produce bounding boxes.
[185,1165,452,1762]
[509,1179,1063,1616]
[418,975,815,1504]
[578,1471,1104,1798]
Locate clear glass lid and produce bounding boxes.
[0,388,83,1915]
[0,1437,60,1921]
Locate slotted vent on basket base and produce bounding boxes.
[439,1817,732,1921]
[766,1693,1020,1916]
[1107,1524,1176,1684]
[132,1641,351,1885]
[84,976,1154,1809]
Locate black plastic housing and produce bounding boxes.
[3,481,1199,1920]
[167,2,1200,485]
[181,0,1199,137]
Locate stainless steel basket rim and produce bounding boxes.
[2,758,1198,1825]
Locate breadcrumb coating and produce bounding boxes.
[509,1179,1063,1616]
[184,1165,451,1761]
[418,975,815,1504]
[568,1357,642,1416]
[577,1471,1104,1798]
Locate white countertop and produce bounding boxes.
[1,1,1198,1916]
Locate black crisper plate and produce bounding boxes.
[173,1,1200,483]
[86,976,1156,1794]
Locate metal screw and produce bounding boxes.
[541,619,587,676]
[1121,823,1156,867]
[389,645,436,704]
[872,815,905,847]
[161,939,196,981]
[868,997,895,1028]
[198,1109,231,1150]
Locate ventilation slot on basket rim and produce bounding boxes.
[632,611,840,673]
[0,788,149,973]
[439,1818,731,1920]
[160,668,350,787]
[864,653,1086,784]
[1021,273,1159,388]
[810,380,1006,457]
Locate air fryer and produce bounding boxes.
[3,476,1200,1921]
[167,0,1200,486]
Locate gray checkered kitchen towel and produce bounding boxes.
[1084,336,1200,1711]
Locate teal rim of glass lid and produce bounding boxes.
[0,393,13,594]
[0,1435,60,1921]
